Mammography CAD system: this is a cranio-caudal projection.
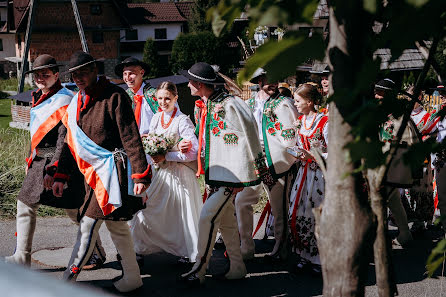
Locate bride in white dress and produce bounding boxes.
[130,81,202,262]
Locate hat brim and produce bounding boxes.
[179,69,225,85]
[25,63,64,74]
[66,60,98,73]
[114,61,150,77]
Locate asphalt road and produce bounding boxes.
[0,216,444,297]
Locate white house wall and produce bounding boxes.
[0,34,16,61]
[120,23,183,42]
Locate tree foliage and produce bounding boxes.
[170,31,240,75]
[188,0,220,33]
[142,38,160,78]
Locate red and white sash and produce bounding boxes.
[27,88,73,167]
[63,93,122,216]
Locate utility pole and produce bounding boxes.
[18,0,37,93]
[71,0,89,53]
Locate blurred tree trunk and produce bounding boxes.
[317,4,376,296]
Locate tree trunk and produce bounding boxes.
[367,169,397,297]
[318,5,375,296]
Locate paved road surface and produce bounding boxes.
[0,216,444,297]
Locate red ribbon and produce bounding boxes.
[195,100,207,177]
[252,201,271,237]
[133,95,143,128]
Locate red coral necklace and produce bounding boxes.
[161,107,178,129]
[303,114,317,130]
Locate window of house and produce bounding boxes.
[125,29,138,41]
[0,39,3,51]
[92,32,104,43]
[154,28,167,40]
[90,4,102,15]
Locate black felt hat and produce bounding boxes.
[249,68,267,84]
[25,54,63,74]
[66,51,98,73]
[179,62,225,85]
[375,78,396,91]
[114,57,150,77]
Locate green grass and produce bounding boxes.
[0,128,65,219]
[0,99,12,129]
[0,78,33,92]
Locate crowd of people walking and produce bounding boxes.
[3,51,446,293]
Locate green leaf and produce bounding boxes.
[238,32,325,83]
[211,10,227,37]
[406,0,430,8]
[427,238,446,277]
[363,0,377,13]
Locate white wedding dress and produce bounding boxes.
[130,108,201,261]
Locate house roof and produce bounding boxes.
[10,0,130,32]
[125,2,193,24]
[374,48,425,71]
[175,1,194,20]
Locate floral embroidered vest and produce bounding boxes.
[126,83,159,113]
[262,93,299,178]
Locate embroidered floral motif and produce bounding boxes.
[309,161,319,171]
[264,96,286,136]
[433,149,446,170]
[247,96,256,110]
[209,99,228,137]
[380,118,395,142]
[294,118,302,130]
[223,133,238,145]
[253,152,269,177]
[281,128,296,140]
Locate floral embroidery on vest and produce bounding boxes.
[253,152,269,177]
[209,97,228,137]
[223,133,238,145]
[281,128,296,140]
[247,96,256,110]
[380,118,395,142]
[126,85,159,113]
[264,95,285,136]
[144,87,160,112]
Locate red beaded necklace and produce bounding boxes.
[303,114,317,130]
[161,107,178,129]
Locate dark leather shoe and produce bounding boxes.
[83,253,105,270]
[178,273,203,288]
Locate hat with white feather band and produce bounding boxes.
[179,62,225,85]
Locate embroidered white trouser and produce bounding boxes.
[235,175,290,257]
[387,187,413,244]
[185,187,246,281]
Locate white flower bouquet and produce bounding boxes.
[142,133,175,156]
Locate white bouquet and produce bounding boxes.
[142,133,175,156]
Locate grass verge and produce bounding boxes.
[0,128,65,219]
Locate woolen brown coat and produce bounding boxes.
[18,88,84,209]
[56,77,150,221]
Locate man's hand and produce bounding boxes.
[178,139,192,153]
[151,154,166,164]
[134,182,149,195]
[43,174,54,190]
[53,181,65,197]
